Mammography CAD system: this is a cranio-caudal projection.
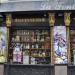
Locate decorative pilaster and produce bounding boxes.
[64,12,71,64]
[6,14,12,27]
[64,13,71,26]
[49,13,55,64]
[6,14,12,62]
[50,27,54,64]
[66,27,71,64]
[49,13,55,26]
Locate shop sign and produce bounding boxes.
[41,0,75,10]
[1,0,75,12]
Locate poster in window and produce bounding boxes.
[53,26,67,64]
[0,27,7,63]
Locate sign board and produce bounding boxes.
[0,0,75,12]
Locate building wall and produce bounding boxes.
[0,0,48,3]
[55,66,67,75]
[0,65,4,75]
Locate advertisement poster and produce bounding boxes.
[53,26,67,64]
[0,27,7,63]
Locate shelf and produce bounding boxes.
[70,48,75,50]
[34,34,49,36]
[4,63,53,66]
[11,41,45,43]
[22,49,30,50]
[31,48,50,50]
[9,48,50,51]
[11,34,49,36]
[9,47,30,50]
[11,22,49,28]
[70,41,75,43]
[70,33,75,35]
[9,27,51,64]
[31,55,50,58]
[11,41,32,43]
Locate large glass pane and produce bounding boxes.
[53,26,67,64]
[0,27,7,63]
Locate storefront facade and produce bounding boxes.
[0,0,75,75]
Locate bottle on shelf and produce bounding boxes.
[35,44,39,49]
[36,35,40,42]
[16,36,20,42]
[11,29,51,64]
[31,57,36,64]
[25,43,30,49]
[31,44,35,49]
[23,50,29,64]
[70,29,75,64]
[23,44,26,49]
[40,35,44,42]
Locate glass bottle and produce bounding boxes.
[23,50,29,64]
[27,43,30,49]
[41,35,44,42]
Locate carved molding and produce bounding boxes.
[49,13,55,26]
[6,14,12,27]
[64,13,71,26]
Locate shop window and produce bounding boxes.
[8,13,51,64]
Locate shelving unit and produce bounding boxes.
[9,29,51,64]
[8,13,51,64]
[70,29,75,64]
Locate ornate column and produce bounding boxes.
[6,14,12,27]
[64,12,71,64]
[6,14,12,61]
[49,13,55,26]
[49,13,55,64]
[64,13,71,26]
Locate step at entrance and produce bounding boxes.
[55,65,67,75]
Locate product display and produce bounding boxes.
[70,30,75,64]
[10,29,51,64]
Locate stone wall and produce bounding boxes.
[0,65,4,75]
[55,65,67,75]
